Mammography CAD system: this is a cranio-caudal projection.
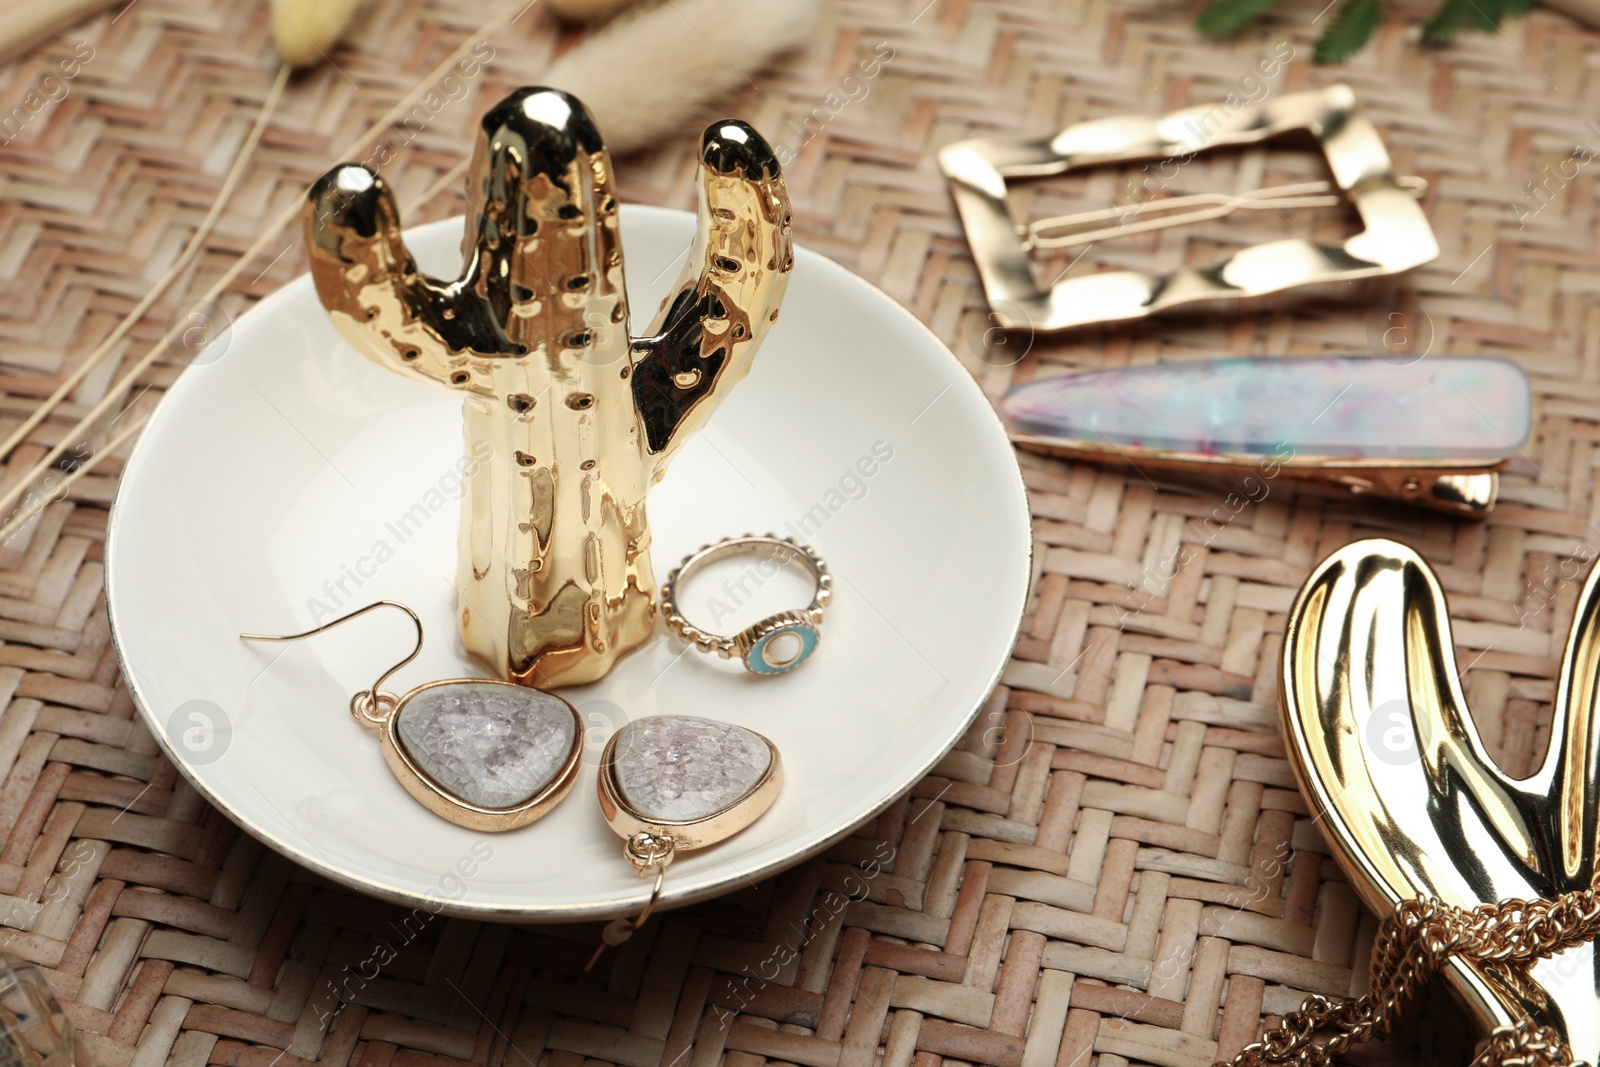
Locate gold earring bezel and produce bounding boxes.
[596,721,783,852]
[378,678,584,832]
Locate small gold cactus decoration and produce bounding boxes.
[304,87,793,687]
[1280,538,1600,1054]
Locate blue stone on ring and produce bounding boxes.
[743,619,818,676]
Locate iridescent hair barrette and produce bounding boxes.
[999,355,1531,517]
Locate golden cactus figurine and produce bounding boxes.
[303,87,793,687]
[1279,539,1600,1057]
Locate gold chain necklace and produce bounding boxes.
[1229,891,1600,1067]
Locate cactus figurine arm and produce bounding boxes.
[301,87,793,687]
[629,121,793,477]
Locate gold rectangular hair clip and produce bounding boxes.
[939,84,1439,331]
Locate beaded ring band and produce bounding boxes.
[661,535,832,676]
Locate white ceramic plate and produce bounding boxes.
[105,205,1030,920]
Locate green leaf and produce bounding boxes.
[1421,0,1472,42]
[1458,0,1533,34]
[1195,0,1281,38]
[1468,0,1505,31]
[1315,0,1382,61]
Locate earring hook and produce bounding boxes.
[585,863,666,972]
[241,601,423,724]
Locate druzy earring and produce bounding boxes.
[240,602,583,831]
[587,715,782,965]
[599,715,782,866]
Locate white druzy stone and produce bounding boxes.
[396,682,575,810]
[613,716,770,821]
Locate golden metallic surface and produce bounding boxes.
[303,87,793,687]
[1281,539,1600,1053]
[1020,175,1428,251]
[1232,892,1600,1067]
[1010,434,1502,517]
[596,724,783,867]
[938,84,1439,331]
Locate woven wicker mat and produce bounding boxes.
[1,0,1595,1065]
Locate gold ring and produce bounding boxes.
[661,535,831,676]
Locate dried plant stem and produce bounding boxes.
[0,65,290,486]
[412,157,472,209]
[0,0,532,539]
[0,164,466,544]
[0,414,148,542]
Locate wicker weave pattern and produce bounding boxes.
[1,1,1595,1065]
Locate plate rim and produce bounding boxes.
[102,204,1034,920]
